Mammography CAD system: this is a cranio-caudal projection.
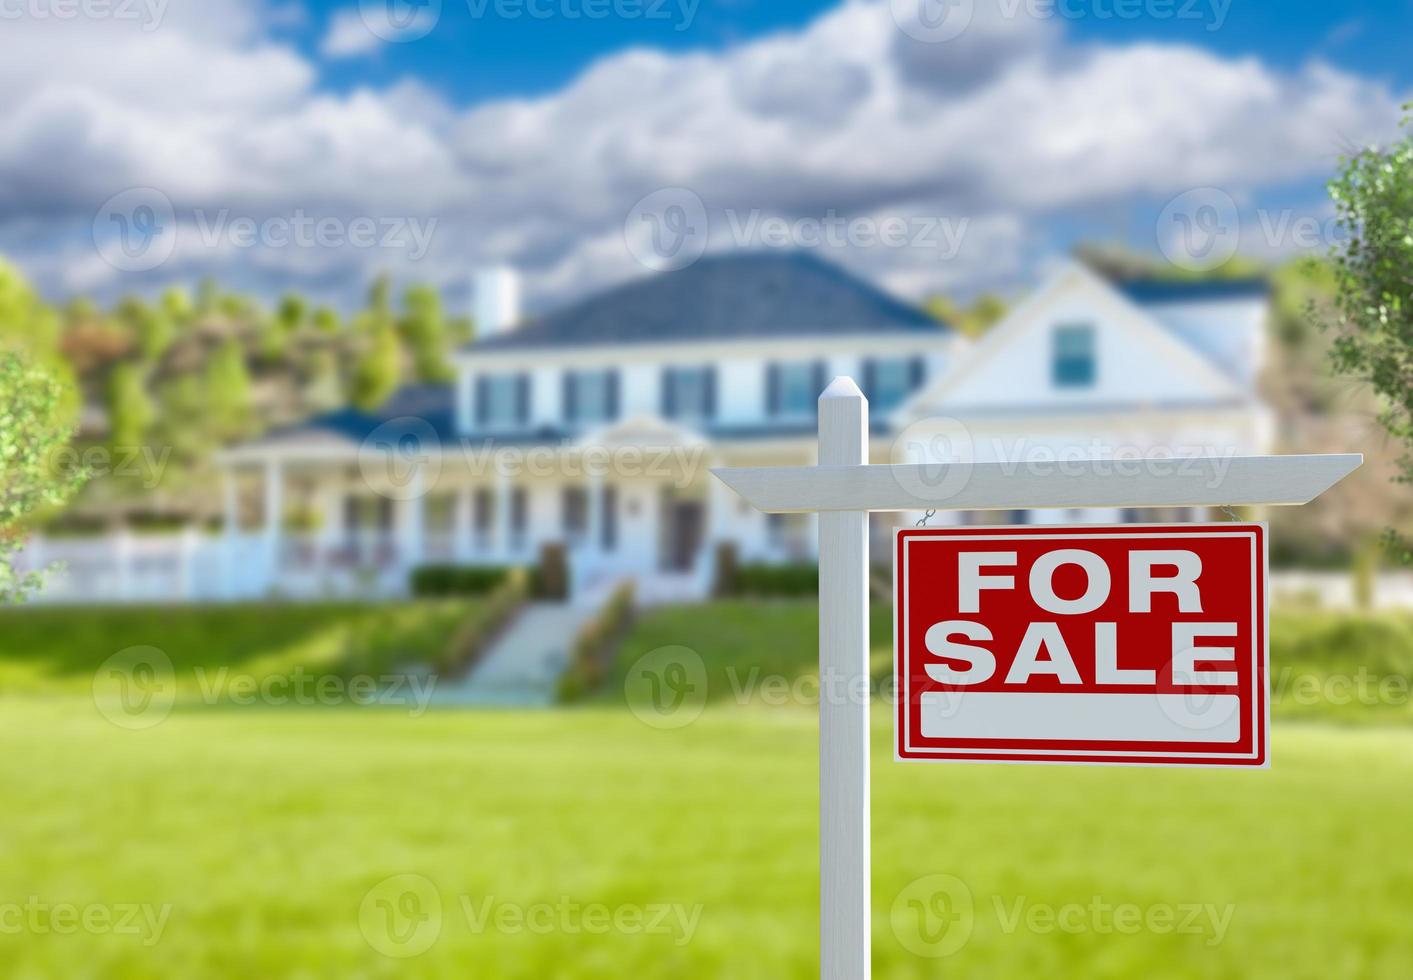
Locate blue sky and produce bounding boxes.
[0,0,1408,311]
[294,0,1413,102]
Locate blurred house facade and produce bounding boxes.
[21,254,1273,603]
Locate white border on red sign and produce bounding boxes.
[893,523,1270,768]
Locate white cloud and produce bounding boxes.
[320,8,383,58]
[0,0,1406,312]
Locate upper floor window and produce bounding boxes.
[565,369,619,425]
[1052,324,1096,388]
[864,357,924,412]
[662,366,716,421]
[768,362,824,417]
[475,374,528,429]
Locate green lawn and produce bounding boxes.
[615,600,1413,725]
[0,601,486,699]
[0,701,1410,978]
[1,600,1411,977]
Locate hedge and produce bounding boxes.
[410,565,516,597]
[558,581,636,702]
[728,563,819,598]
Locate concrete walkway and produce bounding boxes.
[429,602,594,707]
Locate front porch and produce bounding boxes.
[214,421,821,602]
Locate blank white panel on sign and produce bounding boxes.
[920,692,1243,743]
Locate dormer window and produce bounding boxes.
[1052,324,1096,388]
[565,369,619,425]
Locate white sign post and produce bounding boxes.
[712,376,1361,980]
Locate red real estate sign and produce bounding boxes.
[895,524,1269,767]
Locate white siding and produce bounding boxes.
[1140,298,1267,386]
[454,334,952,436]
[939,284,1238,410]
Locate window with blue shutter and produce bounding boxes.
[565,370,615,424]
[477,375,521,429]
[773,362,820,416]
[663,366,714,421]
[516,374,531,425]
[868,358,915,411]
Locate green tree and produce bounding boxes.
[116,296,174,362]
[350,324,401,410]
[277,294,307,334]
[161,287,194,326]
[399,284,453,382]
[924,292,1009,338]
[303,348,343,412]
[107,362,154,448]
[1325,110,1413,487]
[312,306,341,334]
[205,339,254,439]
[0,351,86,602]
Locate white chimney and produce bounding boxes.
[474,266,521,338]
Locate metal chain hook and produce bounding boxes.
[916,508,937,527]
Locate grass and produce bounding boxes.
[613,600,1413,724]
[0,701,1410,978]
[0,601,486,698]
[1,599,1411,976]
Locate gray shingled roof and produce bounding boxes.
[1116,277,1268,304]
[469,251,947,351]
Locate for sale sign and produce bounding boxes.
[895,524,1268,767]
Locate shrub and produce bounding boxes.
[410,565,515,597]
[437,569,529,675]
[558,581,636,702]
[712,542,739,597]
[532,543,569,600]
[729,563,818,598]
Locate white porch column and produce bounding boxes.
[587,470,604,557]
[264,459,283,582]
[401,466,426,570]
[453,487,473,563]
[704,452,733,591]
[221,465,239,599]
[496,472,513,562]
[317,483,342,579]
[114,525,133,601]
[223,466,239,538]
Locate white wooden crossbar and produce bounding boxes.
[712,453,1362,514]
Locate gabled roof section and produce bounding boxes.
[896,262,1249,422]
[468,251,947,352]
[575,415,708,450]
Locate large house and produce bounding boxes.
[22,252,1272,604]
[210,253,1271,604]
